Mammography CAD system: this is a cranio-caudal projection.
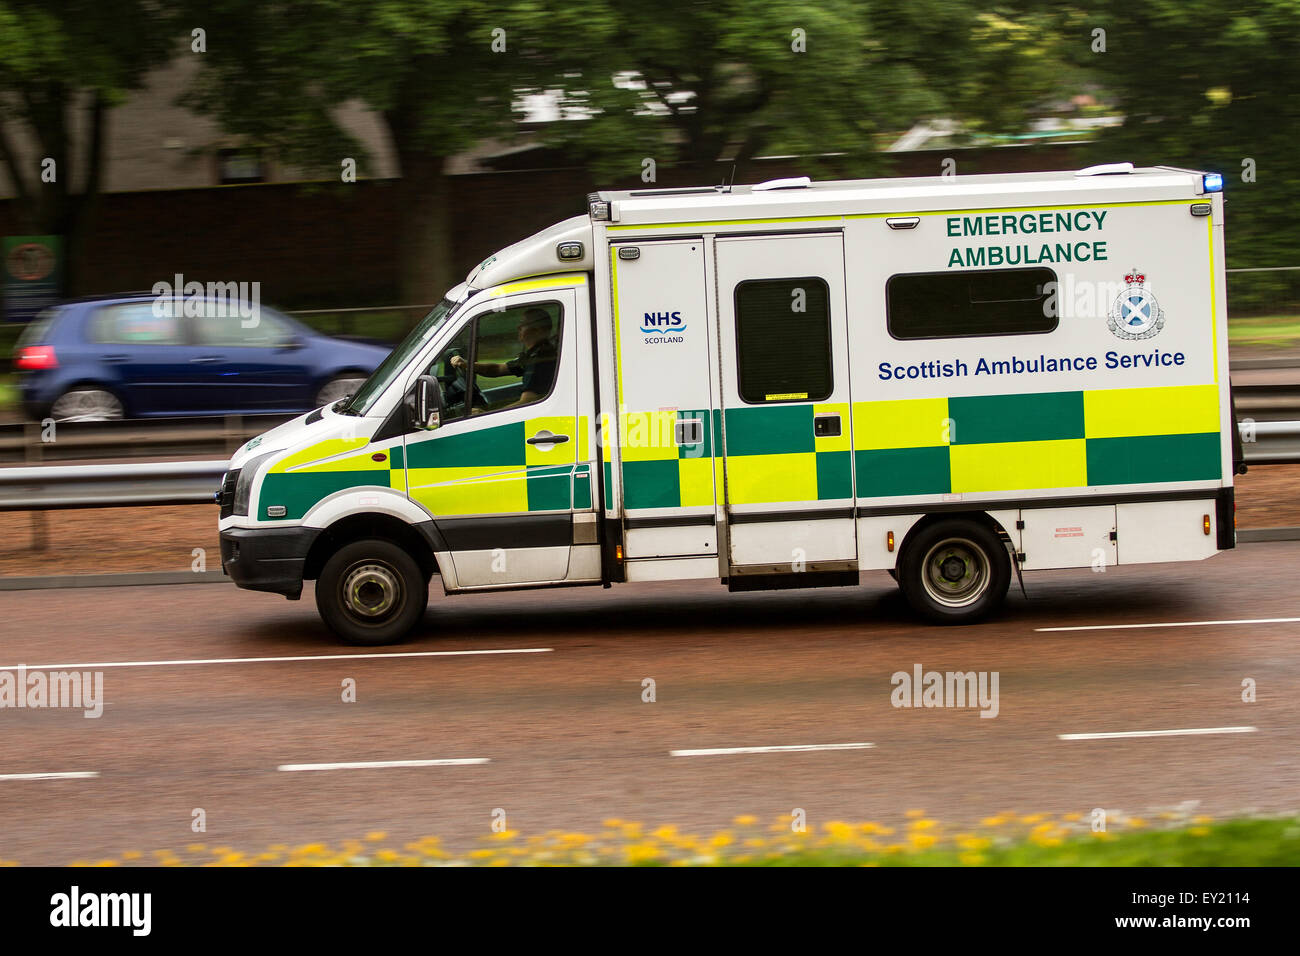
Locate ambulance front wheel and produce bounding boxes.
[898,519,1010,625]
[316,539,428,645]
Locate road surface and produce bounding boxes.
[0,543,1295,863]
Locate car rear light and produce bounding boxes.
[15,345,57,370]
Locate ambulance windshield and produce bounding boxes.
[340,297,457,415]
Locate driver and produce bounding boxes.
[451,308,557,405]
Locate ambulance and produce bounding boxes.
[218,163,1239,645]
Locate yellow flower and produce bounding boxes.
[1192,815,1214,825]
[121,851,142,861]
[709,832,733,849]
[186,844,207,853]
[365,831,387,842]
[1188,826,1211,837]
[908,833,937,850]
[1020,814,1046,825]
[904,809,927,819]
[602,818,624,828]
[959,851,986,866]
[981,815,1006,827]
[958,836,991,851]
[908,818,937,831]
[733,815,758,827]
[625,844,660,864]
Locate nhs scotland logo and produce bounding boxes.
[639,310,687,344]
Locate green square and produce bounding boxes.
[526,467,572,511]
[724,405,814,457]
[948,391,1084,445]
[855,447,951,498]
[815,450,853,500]
[1086,432,1221,485]
[622,458,680,509]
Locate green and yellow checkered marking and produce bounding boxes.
[854,384,1222,497]
[619,409,717,510]
[260,415,591,521]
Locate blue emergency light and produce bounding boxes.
[1203,172,1224,193]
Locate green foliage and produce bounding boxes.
[1065,0,1300,311]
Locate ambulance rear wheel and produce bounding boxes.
[316,539,427,645]
[898,520,1009,625]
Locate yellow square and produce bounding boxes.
[813,402,852,453]
[408,466,528,516]
[620,410,679,462]
[677,457,716,507]
[1084,385,1220,439]
[525,415,578,466]
[949,439,1087,494]
[725,452,818,505]
[854,398,950,450]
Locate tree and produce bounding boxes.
[0,1,182,290]
[1059,0,1300,311]
[182,0,582,307]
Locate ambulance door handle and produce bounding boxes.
[527,431,570,445]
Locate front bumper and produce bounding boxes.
[220,526,320,600]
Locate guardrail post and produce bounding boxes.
[22,422,48,551]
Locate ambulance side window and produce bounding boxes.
[734,278,833,405]
[887,267,1058,340]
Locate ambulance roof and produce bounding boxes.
[592,165,1214,227]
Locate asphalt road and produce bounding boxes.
[0,543,1296,864]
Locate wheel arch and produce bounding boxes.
[303,512,439,581]
[896,510,1015,566]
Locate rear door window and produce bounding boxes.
[90,304,185,345]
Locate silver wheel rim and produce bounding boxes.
[920,537,990,608]
[317,377,367,407]
[49,389,123,422]
[341,561,402,623]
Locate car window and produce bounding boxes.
[90,304,185,345]
[192,304,292,347]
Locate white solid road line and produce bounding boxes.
[670,743,876,757]
[278,759,490,772]
[1037,617,1300,632]
[0,772,100,781]
[0,648,552,672]
[1059,726,1258,741]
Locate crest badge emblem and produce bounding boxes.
[1108,269,1165,340]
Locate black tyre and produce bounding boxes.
[315,539,428,645]
[898,519,1010,625]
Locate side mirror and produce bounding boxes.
[414,374,443,430]
[277,334,306,351]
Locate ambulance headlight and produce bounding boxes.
[234,451,278,516]
[1202,172,1224,193]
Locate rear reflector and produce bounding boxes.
[15,345,57,370]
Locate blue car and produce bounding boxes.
[13,294,392,421]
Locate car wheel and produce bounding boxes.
[898,519,1010,625]
[315,539,428,646]
[315,374,367,408]
[49,388,124,422]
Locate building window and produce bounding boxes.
[217,147,266,185]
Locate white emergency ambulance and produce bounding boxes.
[218,163,1239,645]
